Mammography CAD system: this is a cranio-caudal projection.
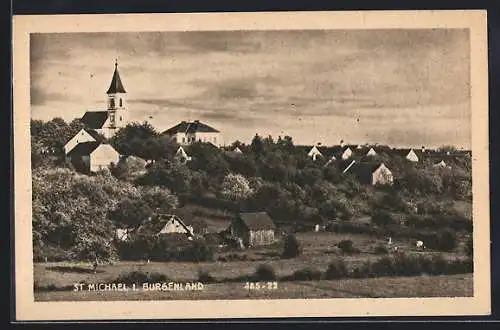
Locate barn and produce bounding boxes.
[66,141,120,173]
[228,212,276,248]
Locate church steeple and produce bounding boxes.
[106,60,127,133]
[107,59,126,94]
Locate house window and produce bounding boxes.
[213,137,217,143]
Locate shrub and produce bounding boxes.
[198,269,216,283]
[324,259,349,279]
[374,245,389,254]
[337,239,356,254]
[369,256,397,277]
[282,234,302,259]
[115,271,168,285]
[437,229,457,252]
[255,264,277,281]
[371,209,394,226]
[288,267,323,281]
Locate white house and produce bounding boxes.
[406,149,419,162]
[63,128,101,154]
[341,147,353,160]
[307,145,323,161]
[79,60,129,139]
[175,146,192,163]
[433,160,449,168]
[233,146,243,154]
[343,161,393,186]
[324,154,337,167]
[366,147,377,157]
[67,142,120,173]
[162,120,223,147]
[157,215,194,237]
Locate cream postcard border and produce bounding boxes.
[13,10,490,320]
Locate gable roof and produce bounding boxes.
[162,120,220,134]
[66,141,101,158]
[106,61,127,94]
[85,128,105,142]
[81,111,109,129]
[238,212,276,230]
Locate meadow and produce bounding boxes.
[33,229,473,301]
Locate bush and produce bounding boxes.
[371,209,394,226]
[324,259,349,279]
[282,234,302,259]
[115,271,168,285]
[437,229,457,252]
[198,269,216,283]
[337,240,356,254]
[374,244,389,254]
[288,267,323,281]
[255,264,277,281]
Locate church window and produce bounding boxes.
[182,137,186,143]
[119,98,123,107]
[120,116,122,121]
[110,98,115,108]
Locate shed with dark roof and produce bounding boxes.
[228,212,276,247]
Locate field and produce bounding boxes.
[33,229,473,301]
[35,274,472,301]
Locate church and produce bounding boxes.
[80,59,128,139]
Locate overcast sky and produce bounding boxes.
[30,29,471,148]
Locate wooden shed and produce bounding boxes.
[228,212,276,248]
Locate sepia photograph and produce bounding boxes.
[13,11,490,320]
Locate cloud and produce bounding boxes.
[30,29,471,148]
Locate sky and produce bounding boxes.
[30,29,471,148]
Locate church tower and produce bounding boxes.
[106,59,127,134]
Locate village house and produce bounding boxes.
[175,146,192,163]
[405,149,420,162]
[157,215,195,237]
[307,145,323,161]
[233,146,243,154]
[228,212,276,248]
[366,147,378,157]
[343,160,394,186]
[63,128,104,154]
[66,141,120,173]
[162,120,223,147]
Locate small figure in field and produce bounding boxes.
[92,257,98,273]
[387,237,393,247]
[416,240,425,250]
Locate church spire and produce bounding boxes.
[106,59,126,94]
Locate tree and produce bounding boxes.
[109,198,154,229]
[220,173,254,201]
[110,122,159,156]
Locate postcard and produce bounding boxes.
[12,10,490,320]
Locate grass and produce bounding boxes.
[34,274,473,301]
[34,230,472,300]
